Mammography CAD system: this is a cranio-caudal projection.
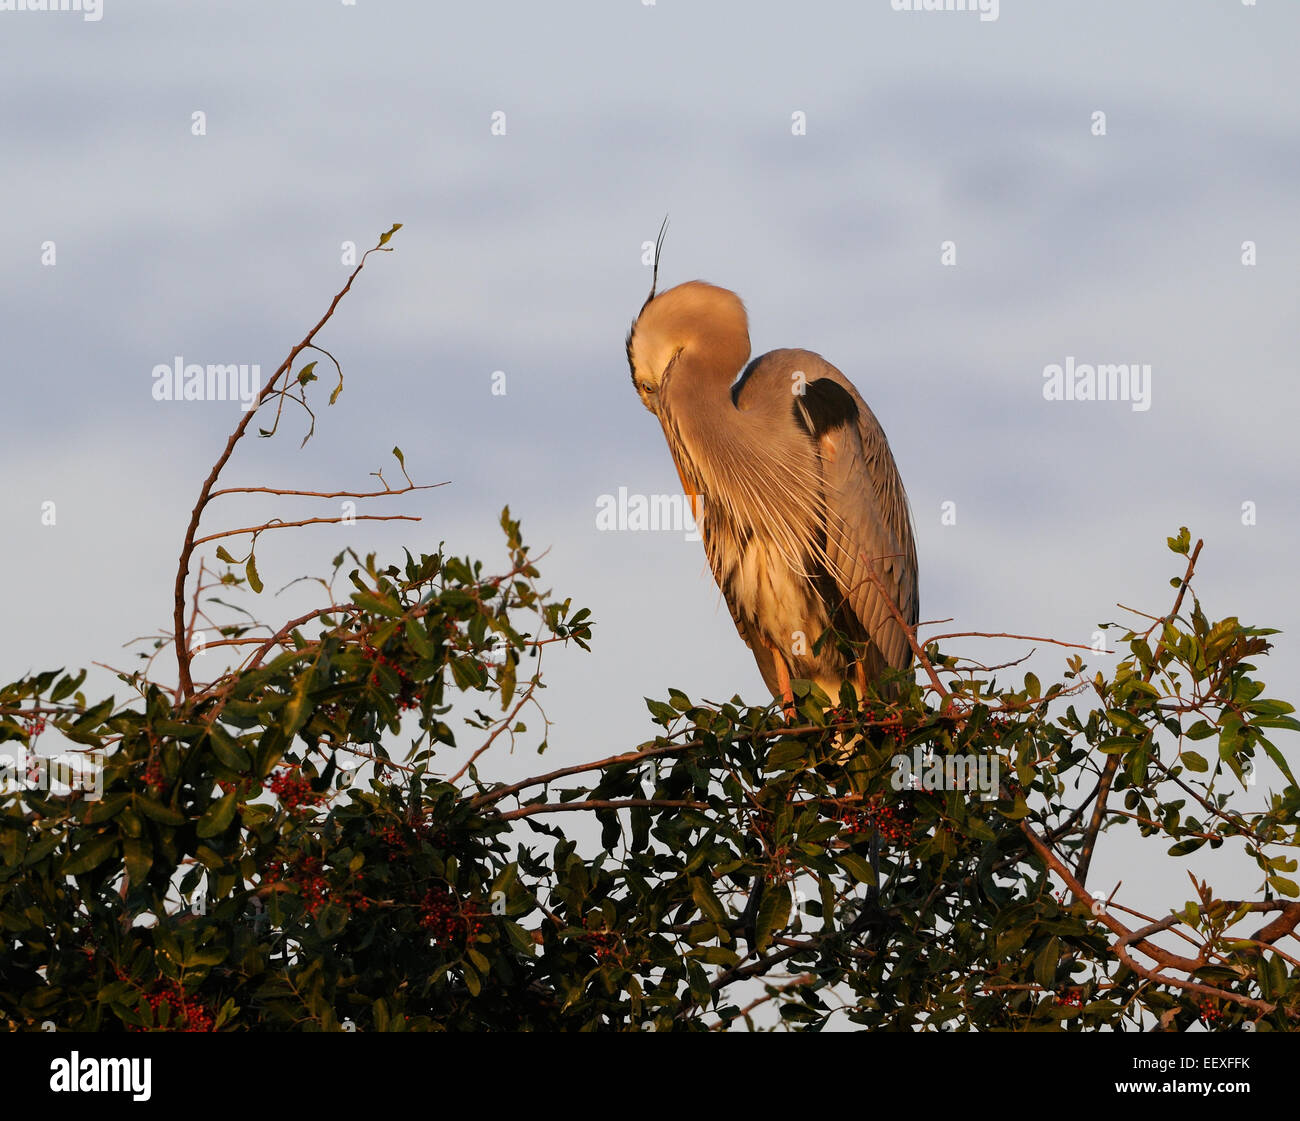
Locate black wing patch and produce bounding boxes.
[792,377,859,439]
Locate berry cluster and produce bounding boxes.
[116,970,215,1033]
[984,717,1012,743]
[142,759,166,792]
[106,955,213,1032]
[840,795,916,847]
[217,777,262,800]
[293,855,330,915]
[26,716,47,739]
[269,767,320,810]
[265,853,343,917]
[1057,988,1084,1008]
[378,818,451,860]
[873,709,907,744]
[419,887,486,946]
[1197,998,1224,1025]
[582,919,623,964]
[378,824,404,860]
[138,986,215,1032]
[764,843,794,885]
[361,641,421,711]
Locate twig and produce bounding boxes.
[171,228,399,698]
[495,799,709,822]
[1074,539,1202,889]
[192,514,418,548]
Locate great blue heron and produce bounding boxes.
[625,253,919,710]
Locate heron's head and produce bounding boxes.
[625,281,751,415]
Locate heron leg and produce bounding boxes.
[852,661,868,707]
[763,637,796,720]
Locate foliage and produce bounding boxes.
[2,234,1296,1031]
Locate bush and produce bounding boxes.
[3,233,1296,1031]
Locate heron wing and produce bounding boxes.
[789,360,919,677]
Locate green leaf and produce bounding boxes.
[215,545,237,564]
[196,791,238,838]
[645,698,676,725]
[498,651,516,713]
[504,922,536,955]
[123,835,152,886]
[136,796,185,826]
[208,725,251,772]
[755,884,792,952]
[281,672,315,738]
[764,742,808,772]
[687,946,741,967]
[72,698,113,732]
[1033,936,1060,988]
[65,832,116,876]
[838,852,876,886]
[183,945,228,968]
[1180,750,1209,773]
[1267,875,1299,898]
[392,446,405,470]
[1000,794,1030,820]
[351,591,403,618]
[245,554,263,594]
[1257,734,1298,787]
[297,361,318,386]
[691,878,728,924]
[50,669,87,703]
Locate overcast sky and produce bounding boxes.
[2,0,1297,937]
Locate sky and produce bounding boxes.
[2,0,1298,981]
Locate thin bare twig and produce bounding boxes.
[495,798,709,822]
[171,228,399,699]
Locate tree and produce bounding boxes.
[2,231,1296,1032]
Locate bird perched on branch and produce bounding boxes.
[625,235,918,709]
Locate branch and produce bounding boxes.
[1019,818,1282,1017]
[495,798,709,822]
[470,742,698,809]
[208,481,445,501]
[171,228,399,699]
[923,630,1098,653]
[192,513,418,549]
[1251,902,1300,945]
[858,554,951,704]
[1074,538,1202,888]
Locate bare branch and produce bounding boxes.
[172,229,399,698]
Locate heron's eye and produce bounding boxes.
[640,382,655,395]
